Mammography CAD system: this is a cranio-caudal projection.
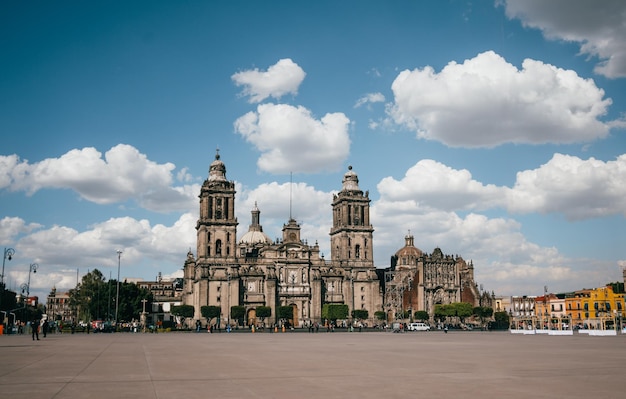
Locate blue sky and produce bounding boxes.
[1,0,625,301]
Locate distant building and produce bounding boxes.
[384,234,486,323]
[46,287,71,322]
[135,273,183,328]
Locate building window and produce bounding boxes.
[355,245,360,259]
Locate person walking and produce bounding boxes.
[32,319,40,341]
[42,319,49,337]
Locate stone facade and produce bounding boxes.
[385,234,484,323]
[183,152,382,327]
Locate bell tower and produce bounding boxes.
[330,166,374,268]
[196,149,238,262]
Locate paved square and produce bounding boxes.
[1,330,624,398]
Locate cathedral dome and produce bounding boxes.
[239,202,272,245]
[239,230,272,245]
[394,233,423,259]
[395,244,423,258]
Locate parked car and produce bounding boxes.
[408,322,430,331]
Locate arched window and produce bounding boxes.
[355,244,360,259]
[216,240,222,256]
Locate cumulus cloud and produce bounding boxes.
[7,213,196,295]
[0,144,198,213]
[354,92,385,108]
[376,155,626,221]
[377,159,506,211]
[502,0,626,78]
[232,58,306,103]
[234,103,351,174]
[0,216,42,243]
[388,51,612,147]
[508,153,626,219]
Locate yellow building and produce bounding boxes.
[570,286,624,329]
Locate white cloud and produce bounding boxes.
[377,159,506,211]
[375,154,626,221]
[388,51,612,147]
[508,153,626,219]
[354,92,385,108]
[232,58,306,103]
[0,144,198,213]
[234,103,351,174]
[0,216,42,244]
[502,0,626,78]
[6,213,196,296]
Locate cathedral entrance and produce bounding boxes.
[290,304,298,327]
[247,308,256,327]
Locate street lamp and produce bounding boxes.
[21,263,39,300]
[1,247,15,311]
[115,250,122,329]
[350,272,355,328]
[2,247,15,286]
[20,263,37,321]
[227,270,231,332]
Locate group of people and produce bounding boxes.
[30,318,50,340]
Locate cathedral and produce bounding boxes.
[182,151,485,328]
[182,151,382,328]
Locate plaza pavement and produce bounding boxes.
[0,329,624,399]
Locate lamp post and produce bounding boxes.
[20,263,37,321]
[350,272,355,328]
[1,248,15,287]
[1,247,15,311]
[227,270,231,332]
[115,250,122,329]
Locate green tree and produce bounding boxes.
[352,309,368,320]
[607,281,625,294]
[374,311,386,322]
[396,309,410,319]
[172,304,194,329]
[322,304,348,323]
[277,306,293,325]
[493,311,510,330]
[473,306,494,329]
[413,310,429,321]
[201,305,221,325]
[1,284,18,313]
[231,305,245,326]
[256,306,271,324]
[434,304,451,322]
[453,302,473,324]
[117,281,152,322]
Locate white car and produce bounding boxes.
[408,322,430,331]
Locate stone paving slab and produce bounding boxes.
[1,330,624,398]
